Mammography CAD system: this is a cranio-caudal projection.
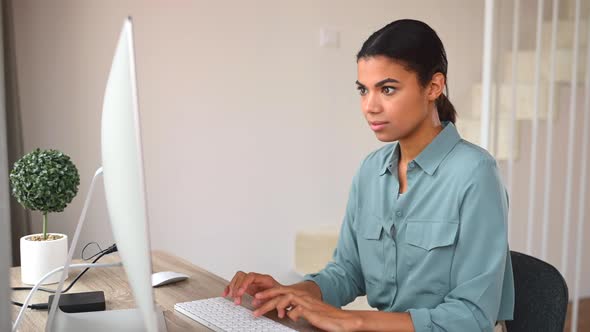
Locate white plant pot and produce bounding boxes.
[20,233,68,285]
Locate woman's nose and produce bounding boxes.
[363,93,382,114]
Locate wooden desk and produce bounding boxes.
[10,251,318,332]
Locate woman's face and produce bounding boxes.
[356,55,439,142]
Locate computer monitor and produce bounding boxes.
[99,16,160,331]
[1,2,13,327]
[43,17,166,331]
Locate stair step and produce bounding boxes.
[456,114,521,161]
[343,295,375,311]
[294,226,339,275]
[502,49,587,83]
[561,0,590,21]
[471,83,559,121]
[541,20,588,50]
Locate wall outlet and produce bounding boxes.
[320,27,340,48]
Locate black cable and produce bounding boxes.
[11,300,48,310]
[81,242,104,260]
[11,243,117,310]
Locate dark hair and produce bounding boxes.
[357,19,457,124]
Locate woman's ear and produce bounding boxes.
[427,73,445,101]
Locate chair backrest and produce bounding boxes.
[505,251,568,332]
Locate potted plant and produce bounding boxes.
[10,148,80,285]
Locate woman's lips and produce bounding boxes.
[370,121,388,131]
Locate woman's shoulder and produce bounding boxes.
[445,138,498,173]
[431,139,502,192]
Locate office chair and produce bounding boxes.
[505,251,568,332]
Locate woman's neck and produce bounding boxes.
[398,115,443,165]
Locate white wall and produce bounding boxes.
[10,0,485,284]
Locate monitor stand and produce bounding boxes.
[49,307,167,331]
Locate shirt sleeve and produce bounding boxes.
[303,167,365,308]
[408,159,512,332]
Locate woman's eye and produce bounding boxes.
[382,86,396,95]
[357,87,368,96]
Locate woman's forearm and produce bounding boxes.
[353,310,415,332]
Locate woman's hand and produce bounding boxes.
[222,271,281,305]
[253,287,362,332]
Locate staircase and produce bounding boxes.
[457,17,588,160]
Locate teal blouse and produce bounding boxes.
[304,121,514,332]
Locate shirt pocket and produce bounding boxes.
[356,218,385,290]
[402,220,459,295]
[405,221,459,251]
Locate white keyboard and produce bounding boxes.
[174,297,297,332]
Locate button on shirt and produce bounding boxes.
[303,122,515,331]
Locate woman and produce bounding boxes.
[223,19,514,332]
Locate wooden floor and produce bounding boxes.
[564,298,590,332]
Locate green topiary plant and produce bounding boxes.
[9,148,80,240]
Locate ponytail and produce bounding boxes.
[435,92,456,124]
